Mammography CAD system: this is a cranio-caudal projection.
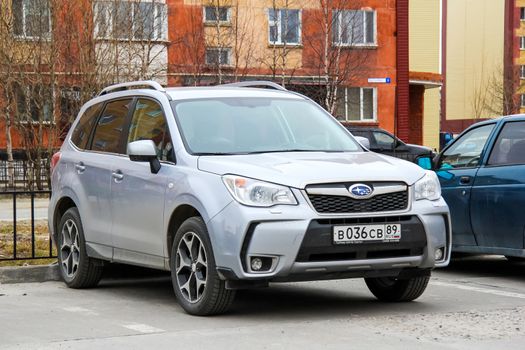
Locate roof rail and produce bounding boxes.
[98,80,166,96]
[218,81,287,91]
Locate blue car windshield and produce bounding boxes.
[171,98,361,155]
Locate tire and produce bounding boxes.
[365,275,430,302]
[170,216,235,316]
[57,207,103,288]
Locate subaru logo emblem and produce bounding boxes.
[349,184,373,199]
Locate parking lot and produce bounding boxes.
[1,255,524,350]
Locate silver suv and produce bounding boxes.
[49,81,451,315]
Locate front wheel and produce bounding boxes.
[170,217,235,315]
[365,275,430,302]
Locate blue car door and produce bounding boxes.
[470,119,525,251]
[436,123,496,247]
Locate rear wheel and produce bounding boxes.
[365,275,430,302]
[170,217,235,315]
[57,207,103,288]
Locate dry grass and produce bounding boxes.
[0,219,57,266]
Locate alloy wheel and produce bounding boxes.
[60,219,80,278]
[175,232,208,303]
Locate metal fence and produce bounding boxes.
[0,191,55,261]
[0,159,51,192]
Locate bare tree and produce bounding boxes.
[303,0,371,116]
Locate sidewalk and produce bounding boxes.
[0,197,49,221]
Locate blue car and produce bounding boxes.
[432,115,525,260]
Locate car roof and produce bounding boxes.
[468,114,525,128]
[164,86,304,101]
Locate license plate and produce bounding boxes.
[333,224,401,244]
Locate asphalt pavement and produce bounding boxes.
[0,198,49,221]
[1,255,525,349]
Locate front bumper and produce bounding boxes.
[207,188,451,282]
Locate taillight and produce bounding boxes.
[51,152,61,173]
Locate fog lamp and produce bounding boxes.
[251,257,263,271]
[435,248,444,261]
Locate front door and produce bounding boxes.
[110,98,175,260]
[470,120,525,250]
[437,123,496,247]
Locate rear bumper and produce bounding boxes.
[207,190,451,282]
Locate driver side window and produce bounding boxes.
[439,124,495,169]
[127,99,175,163]
[372,131,395,149]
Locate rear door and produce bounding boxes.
[436,123,496,247]
[74,99,133,247]
[470,120,525,250]
[110,98,175,260]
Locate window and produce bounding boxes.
[335,87,376,121]
[521,66,525,80]
[12,0,51,39]
[14,84,53,122]
[439,124,495,169]
[91,99,133,154]
[204,6,231,23]
[521,37,525,50]
[173,98,361,154]
[127,99,174,162]
[522,94,525,108]
[94,1,167,41]
[488,121,525,166]
[372,131,395,149]
[71,103,103,150]
[205,48,231,66]
[268,9,301,45]
[521,7,525,21]
[333,10,376,46]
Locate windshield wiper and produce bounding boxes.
[194,152,238,156]
[245,149,350,154]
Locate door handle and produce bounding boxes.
[459,176,471,185]
[75,162,85,173]
[112,171,124,181]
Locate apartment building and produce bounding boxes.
[1,0,429,160]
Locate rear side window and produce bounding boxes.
[70,103,103,150]
[488,121,525,166]
[91,99,133,154]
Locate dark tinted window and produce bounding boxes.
[488,121,525,166]
[91,99,133,154]
[71,103,103,149]
[127,99,174,162]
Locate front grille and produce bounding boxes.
[308,191,408,214]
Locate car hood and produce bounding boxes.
[406,143,433,155]
[197,151,426,189]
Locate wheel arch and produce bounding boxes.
[166,204,204,259]
[53,196,79,240]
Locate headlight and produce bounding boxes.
[222,175,297,207]
[414,171,441,201]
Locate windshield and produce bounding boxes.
[171,97,361,155]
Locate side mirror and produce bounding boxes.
[127,140,161,174]
[354,136,370,149]
[416,156,433,170]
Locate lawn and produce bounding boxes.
[0,219,57,266]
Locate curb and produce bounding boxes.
[0,264,60,284]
